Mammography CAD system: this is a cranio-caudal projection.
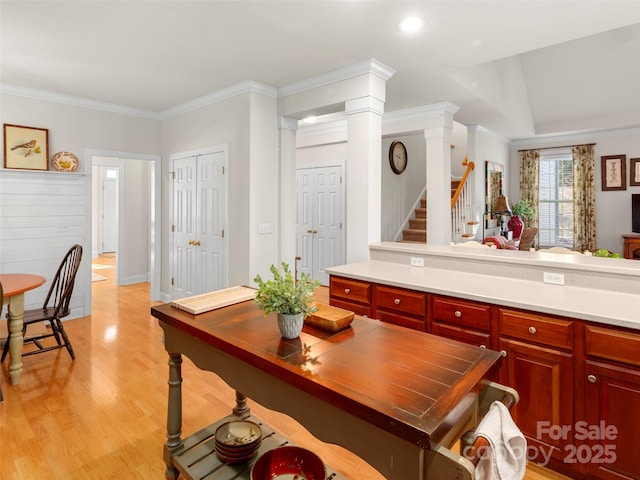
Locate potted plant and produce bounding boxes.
[253,262,321,339]
[509,199,536,239]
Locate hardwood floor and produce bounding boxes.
[0,256,570,479]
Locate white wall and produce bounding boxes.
[509,128,640,253]
[381,133,427,241]
[469,127,510,237]
[0,93,161,317]
[161,93,254,292]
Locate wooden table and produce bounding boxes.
[0,273,46,385]
[152,300,502,480]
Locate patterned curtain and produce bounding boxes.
[519,149,540,230]
[573,144,596,251]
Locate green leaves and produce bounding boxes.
[253,262,322,317]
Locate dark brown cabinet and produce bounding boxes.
[498,308,575,468]
[429,295,491,348]
[581,325,640,480]
[375,285,427,331]
[329,276,371,317]
[329,273,640,480]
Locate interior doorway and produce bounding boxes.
[100,166,118,254]
[87,149,161,308]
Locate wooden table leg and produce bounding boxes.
[164,353,183,480]
[233,391,250,416]
[7,294,25,385]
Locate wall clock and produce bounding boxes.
[389,140,407,174]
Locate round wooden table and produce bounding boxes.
[1,273,46,385]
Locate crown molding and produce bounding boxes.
[296,120,348,139]
[0,83,162,120]
[159,80,277,118]
[0,81,278,120]
[383,102,460,125]
[510,126,640,147]
[278,58,395,98]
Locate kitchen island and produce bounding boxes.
[152,298,505,480]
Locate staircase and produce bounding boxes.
[400,174,476,243]
[401,198,427,242]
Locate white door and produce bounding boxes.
[172,151,227,299]
[101,170,118,253]
[196,152,227,293]
[173,156,197,298]
[295,166,343,285]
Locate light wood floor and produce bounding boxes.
[0,256,570,479]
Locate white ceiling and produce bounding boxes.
[2,1,640,140]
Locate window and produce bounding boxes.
[538,148,573,248]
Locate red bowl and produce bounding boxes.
[251,446,326,480]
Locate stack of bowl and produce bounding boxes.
[214,420,262,464]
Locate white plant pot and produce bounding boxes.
[277,312,304,339]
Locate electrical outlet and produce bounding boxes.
[543,272,565,285]
[56,223,70,233]
[410,257,424,267]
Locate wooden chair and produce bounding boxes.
[0,281,3,401]
[1,244,82,362]
[518,227,539,251]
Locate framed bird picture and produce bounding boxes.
[4,124,49,170]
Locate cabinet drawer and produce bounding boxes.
[431,296,491,331]
[329,298,371,318]
[499,309,573,350]
[432,322,490,348]
[330,276,371,305]
[585,325,640,367]
[377,310,426,332]
[375,285,426,317]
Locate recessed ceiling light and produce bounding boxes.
[400,17,424,32]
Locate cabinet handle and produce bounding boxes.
[528,326,537,334]
[394,298,401,305]
[454,310,462,318]
[587,374,597,383]
[307,229,313,234]
[344,288,351,294]
[195,240,201,246]
[188,240,193,245]
[500,350,507,357]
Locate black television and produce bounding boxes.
[633,194,640,233]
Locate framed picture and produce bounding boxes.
[630,158,640,187]
[601,154,626,191]
[3,124,49,171]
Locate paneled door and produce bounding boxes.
[172,150,227,299]
[101,169,118,253]
[295,165,343,285]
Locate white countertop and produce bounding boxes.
[327,259,640,331]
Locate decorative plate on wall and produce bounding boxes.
[52,151,78,172]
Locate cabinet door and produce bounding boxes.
[499,338,574,464]
[583,360,640,480]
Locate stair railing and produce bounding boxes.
[451,157,476,243]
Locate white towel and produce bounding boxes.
[474,401,527,480]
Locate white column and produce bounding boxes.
[425,108,456,245]
[345,96,384,262]
[278,116,298,267]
